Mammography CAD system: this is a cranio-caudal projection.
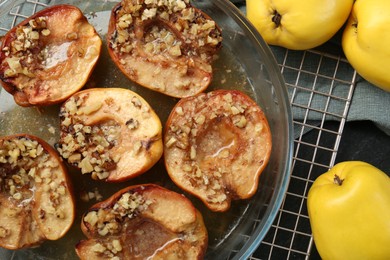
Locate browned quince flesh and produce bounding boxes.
[107,0,222,98]
[56,88,163,182]
[0,134,75,249]
[0,4,102,106]
[164,90,272,212]
[76,184,208,260]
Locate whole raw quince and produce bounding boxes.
[246,0,353,50]
[307,161,390,260]
[342,0,390,92]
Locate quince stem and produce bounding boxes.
[272,10,282,27]
[333,174,344,186]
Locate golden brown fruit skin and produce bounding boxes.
[0,4,102,107]
[76,184,208,260]
[0,134,75,250]
[107,0,222,98]
[56,88,163,182]
[164,89,272,212]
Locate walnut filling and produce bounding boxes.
[90,239,123,259]
[109,0,222,61]
[0,137,67,221]
[1,17,51,81]
[165,92,264,205]
[83,191,152,238]
[57,96,122,180]
[144,26,182,57]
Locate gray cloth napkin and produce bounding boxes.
[238,4,390,136]
[344,77,390,135]
[288,71,390,136]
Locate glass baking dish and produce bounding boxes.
[0,0,293,259]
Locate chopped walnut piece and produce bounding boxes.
[0,227,10,238]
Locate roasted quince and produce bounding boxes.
[76,184,208,259]
[164,90,272,211]
[107,0,222,98]
[0,134,75,249]
[0,5,102,106]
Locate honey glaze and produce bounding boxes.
[121,218,180,259]
[41,42,72,69]
[196,116,241,168]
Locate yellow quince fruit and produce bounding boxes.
[308,161,390,260]
[342,0,390,92]
[246,0,353,50]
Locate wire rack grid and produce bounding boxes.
[1,1,357,259]
[248,47,357,259]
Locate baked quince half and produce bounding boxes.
[76,184,208,259]
[0,134,75,249]
[164,90,272,212]
[107,0,222,98]
[0,4,102,107]
[56,88,163,182]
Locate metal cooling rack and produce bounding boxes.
[250,47,357,259]
[1,1,357,259]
